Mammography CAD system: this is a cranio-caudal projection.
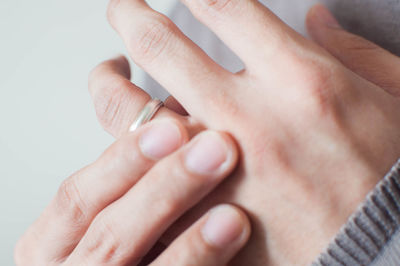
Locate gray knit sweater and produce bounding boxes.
[144,1,400,265]
[313,160,400,265]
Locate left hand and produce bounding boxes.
[91,1,400,265]
[15,118,250,266]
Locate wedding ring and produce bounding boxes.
[129,98,164,132]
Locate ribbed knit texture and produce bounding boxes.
[371,229,400,266]
[313,160,400,266]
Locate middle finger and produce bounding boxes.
[180,0,301,70]
[107,0,237,122]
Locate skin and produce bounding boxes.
[95,1,400,265]
[14,120,251,265]
[17,1,400,266]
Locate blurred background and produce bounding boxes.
[0,0,175,264]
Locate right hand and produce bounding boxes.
[15,118,250,265]
[90,1,400,265]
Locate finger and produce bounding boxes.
[107,0,235,121]
[180,0,302,71]
[165,96,188,116]
[16,119,187,263]
[152,205,250,266]
[306,4,400,96]
[66,130,239,265]
[89,56,192,138]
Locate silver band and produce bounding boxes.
[129,99,164,132]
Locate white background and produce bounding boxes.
[0,0,175,264]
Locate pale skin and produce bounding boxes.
[15,119,251,266]
[16,1,400,266]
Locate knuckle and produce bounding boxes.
[92,78,131,133]
[108,136,137,164]
[218,93,240,116]
[146,181,182,217]
[102,136,146,177]
[129,15,176,64]
[84,216,130,264]
[90,222,120,262]
[200,0,239,14]
[207,84,241,120]
[157,196,181,218]
[294,61,342,116]
[55,176,88,224]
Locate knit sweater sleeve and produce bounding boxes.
[313,160,400,266]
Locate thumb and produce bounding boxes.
[306,4,400,96]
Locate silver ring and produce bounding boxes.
[129,98,164,132]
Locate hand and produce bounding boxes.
[91,1,400,265]
[306,5,400,96]
[14,119,250,265]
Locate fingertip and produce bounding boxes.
[306,4,343,50]
[137,118,189,160]
[89,55,131,85]
[305,4,318,31]
[307,4,341,30]
[151,204,250,266]
[201,204,251,249]
[184,131,239,176]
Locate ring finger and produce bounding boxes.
[89,56,200,138]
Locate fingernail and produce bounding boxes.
[139,120,183,160]
[202,205,245,248]
[185,132,229,175]
[313,5,341,28]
